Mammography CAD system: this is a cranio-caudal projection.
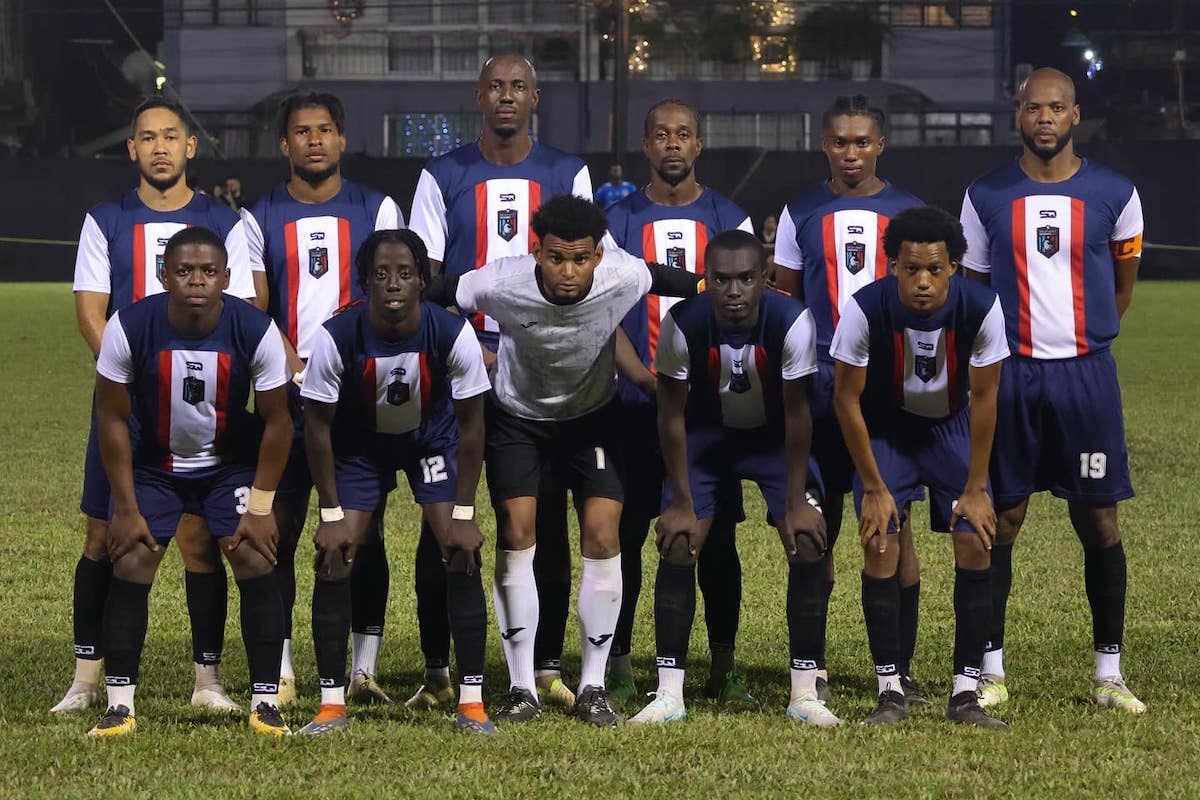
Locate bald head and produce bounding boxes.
[1019,67,1076,105]
[1016,67,1079,163]
[479,54,537,88]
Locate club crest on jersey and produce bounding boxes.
[665,246,686,269]
[1037,225,1059,258]
[386,367,410,406]
[728,359,751,394]
[308,247,329,279]
[183,375,205,405]
[155,253,165,282]
[914,354,936,383]
[497,208,518,242]
[845,241,866,274]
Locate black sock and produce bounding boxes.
[952,567,991,680]
[102,578,151,687]
[351,535,389,637]
[73,555,112,660]
[532,486,571,671]
[446,567,488,686]
[817,578,834,670]
[237,573,284,695]
[861,572,901,683]
[787,559,825,668]
[612,511,652,658]
[698,515,741,653]
[185,569,227,666]
[986,543,1013,652]
[414,520,450,670]
[1084,541,1126,652]
[312,577,351,690]
[274,542,297,641]
[898,581,920,676]
[654,561,697,671]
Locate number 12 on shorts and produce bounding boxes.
[1079,452,1107,479]
[420,455,449,484]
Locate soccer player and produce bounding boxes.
[831,206,1009,728]
[595,164,637,208]
[628,230,832,726]
[772,94,927,705]
[959,68,1146,712]
[408,54,592,711]
[58,96,258,715]
[428,193,702,726]
[243,92,404,705]
[297,230,493,736]
[604,99,757,707]
[86,227,291,737]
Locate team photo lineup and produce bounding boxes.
[54,51,1149,740]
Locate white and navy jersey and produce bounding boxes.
[655,290,817,432]
[243,180,403,359]
[960,158,1143,360]
[408,141,592,345]
[606,188,754,407]
[830,276,1008,425]
[454,247,652,422]
[774,181,923,360]
[301,300,490,461]
[73,190,256,317]
[96,293,288,472]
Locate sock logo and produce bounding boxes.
[319,678,336,687]
[462,674,484,685]
[536,658,561,670]
[74,645,96,656]
[791,659,817,671]
[363,626,383,635]
[200,652,221,663]
[104,676,131,686]
[252,682,279,693]
[655,656,677,668]
[962,666,981,678]
[874,664,898,676]
[1096,644,1121,654]
[500,627,525,640]
[587,634,613,647]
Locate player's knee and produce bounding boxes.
[113,546,162,583]
[176,531,221,573]
[862,544,898,578]
[83,518,109,561]
[444,547,481,575]
[660,536,695,566]
[312,546,353,583]
[952,532,990,570]
[995,505,1026,544]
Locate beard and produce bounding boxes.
[294,162,339,186]
[1021,127,1073,161]
[142,166,184,193]
[654,162,692,187]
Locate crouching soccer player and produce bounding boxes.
[630,230,835,727]
[297,230,493,736]
[88,227,292,737]
[830,207,1009,728]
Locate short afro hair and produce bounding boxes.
[163,226,227,267]
[822,94,886,134]
[643,98,701,139]
[705,229,766,271]
[882,206,967,263]
[277,92,345,140]
[531,194,608,246]
[355,229,432,290]
[131,96,191,137]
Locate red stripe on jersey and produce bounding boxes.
[706,345,722,423]
[419,353,432,423]
[214,352,231,451]
[944,329,960,415]
[338,218,352,308]
[891,331,905,406]
[527,181,543,252]
[1070,199,1088,355]
[644,224,662,364]
[754,345,780,421]
[361,358,377,430]
[473,183,488,269]
[133,224,146,302]
[1010,198,1033,358]
[874,214,890,280]
[821,214,841,326]
[284,221,300,349]
[157,350,173,470]
[694,223,709,276]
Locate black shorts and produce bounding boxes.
[485,397,625,504]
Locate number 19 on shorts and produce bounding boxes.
[1079,452,1107,479]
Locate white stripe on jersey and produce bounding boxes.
[900,328,950,419]
[717,344,768,430]
[167,350,223,472]
[292,215,349,359]
[1022,195,1079,360]
[140,222,188,297]
[649,219,701,329]
[371,352,425,435]
[828,209,884,315]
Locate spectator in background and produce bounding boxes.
[595,164,636,208]
[223,176,244,212]
[761,214,778,284]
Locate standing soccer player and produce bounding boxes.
[297,230,493,736]
[772,95,927,705]
[58,96,258,715]
[628,230,830,726]
[407,54,592,711]
[242,92,404,705]
[604,99,756,707]
[959,68,1145,712]
[831,207,1009,728]
[86,227,292,737]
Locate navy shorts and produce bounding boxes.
[811,361,856,497]
[662,426,824,522]
[125,465,255,542]
[80,405,110,519]
[990,352,1133,509]
[335,445,459,512]
[852,410,988,534]
[277,381,312,496]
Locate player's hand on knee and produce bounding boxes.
[312,519,356,580]
[859,490,899,553]
[445,519,484,555]
[226,512,279,565]
[781,502,826,562]
[108,510,158,561]
[952,490,996,550]
[655,502,700,560]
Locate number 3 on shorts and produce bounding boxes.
[420,455,449,484]
[234,486,250,514]
[1079,452,1107,479]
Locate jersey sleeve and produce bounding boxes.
[445,321,492,399]
[241,207,267,273]
[959,190,991,274]
[1110,187,1144,259]
[781,309,819,380]
[772,206,803,271]
[970,296,1010,367]
[375,196,404,231]
[408,168,448,262]
[572,164,594,200]
[223,219,257,300]
[95,313,134,383]
[251,321,290,391]
[652,311,690,380]
[72,213,112,293]
[452,265,488,314]
[298,325,344,403]
[828,297,871,367]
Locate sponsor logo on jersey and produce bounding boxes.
[665,246,686,269]
[308,246,329,279]
[845,240,866,274]
[497,208,518,241]
[1039,209,1057,219]
[667,231,683,240]
[499,192,516,202]
[386,366,410,406]
[1037,225,1060,258]
[914,354,936,383]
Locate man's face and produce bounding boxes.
[822,114,883,189]
[366,241,424,324]
[127,107,196,192]
[644,104,701,187]
[1017,75,1079,161]
[476,57,539,138]
[161,243,229,312]
[533,234,601,304]
[609,164,623,184]
[892,241,956,315]
[225,177,241,196]
[708,247,765,330]
[280,106,345,183]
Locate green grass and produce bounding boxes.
[2,282,1199,799]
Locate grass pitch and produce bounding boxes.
[2,282,1199,799]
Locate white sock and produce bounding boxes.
[981,647,1004,677]
[877,673,902,695]
[75,658,103,686]
[609,652,633,678]
[952,673,978,696]
[194,663,221,690]
[492,546,539,694]
[657,667,685,699]
[577,554,623,691]
[816,668,829,683]
[280,639,294,679]
[1095,648,1121,680]
[107,683,135,716]
[425,666,451,686]
[460,683,483,704]
[351,633,382,678]
[251,692,279,709]
[790,666,818,702]
[320,686,345,706]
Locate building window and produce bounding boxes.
[532,0,575,24]
[389,1,433,24]
[441,33,482,77]
[389,34,435,76]
[487,0,529,25]
[701,112,811,150]
[889,111,992,145]
[891,1,992,27]
[181,0,282,25]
